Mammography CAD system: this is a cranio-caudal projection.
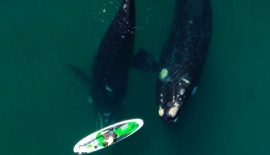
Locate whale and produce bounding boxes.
[156,0,212,123]
[69,0,135,128]
[133,0,212,123]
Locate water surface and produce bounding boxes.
[1,0,270,155]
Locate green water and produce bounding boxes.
[1,0,270,155]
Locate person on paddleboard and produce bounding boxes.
[102,132,117,146]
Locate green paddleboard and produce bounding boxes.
[73,118,144,154]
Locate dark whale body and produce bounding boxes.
[91,0,135,127]
[70,0,135,127]
[156,0,212,122]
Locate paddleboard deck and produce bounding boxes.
[73,118,144,154]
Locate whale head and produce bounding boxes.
[92,98,121,129]
[96,111,116,128]
[156,68,197,123]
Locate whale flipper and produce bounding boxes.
[132,48,160,72]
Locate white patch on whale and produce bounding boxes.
[123,4,127,9]
[158,106,164,116]
[180,89,185,95]
[160,68,168,79]
[182,78,190,84]
[160,68,171,82]
[168,102,180,117]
